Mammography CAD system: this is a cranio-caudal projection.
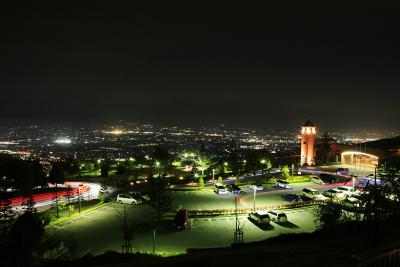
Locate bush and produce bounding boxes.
[198,177,204,188]
[235,176,240,185]
[38,213,52,226]
[287,176,311,183]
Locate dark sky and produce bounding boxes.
[1,2,400,131]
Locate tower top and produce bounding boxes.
[303,120,315,127]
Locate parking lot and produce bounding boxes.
[44,178,363,257]
[46,188,318,256]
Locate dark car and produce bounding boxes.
[320,174,337,184]
[282,194,302,203]
[174,209,189,229]
[335,168,350,175]
[226,184,242,194]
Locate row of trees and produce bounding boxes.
[87,146,277,183]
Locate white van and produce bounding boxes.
[267,210,287,223]
[302,188,326,200]
[249,211,270,224]
[117,194,139,205]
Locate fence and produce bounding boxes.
[357,248,400,267]
[188,200,323,217]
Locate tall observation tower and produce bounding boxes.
[300,120,316,166]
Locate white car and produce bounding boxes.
[302,188,327,200]
[249,184,264,191]
[311,176,326,185]
[267,210,287,223]
[323,188,346,199]
[276,180,293,189]
[117,194,139,205]
[337,186,355,196]
[249,211,270,224]
[214,184,228,194]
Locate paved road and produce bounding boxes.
[46,203,317,256]
[7,181,101,213]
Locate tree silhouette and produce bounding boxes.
[147,175,172,221]
[7,211,44,265]
[101,159,111,177]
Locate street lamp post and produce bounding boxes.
[253,186,256,211]
[212,169,215,184]
[152,227,157,254]
[291,164,294,177]
[78,184,82,213]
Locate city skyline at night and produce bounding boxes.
[1,2,400,266]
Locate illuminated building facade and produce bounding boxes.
[300,120,316,166]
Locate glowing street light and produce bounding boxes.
[78,183,83,213]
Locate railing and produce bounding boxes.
[188,200,322,217]
[356,248,400,267]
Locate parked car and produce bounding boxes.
[174,209,189,229]
[116,194,139,205]
[302,188,327,200]
[214,184,228,195]
[226,184,242,194]
[127,192,150,203]
[323,188,345,199]
[276,179,293,189]
[335,168,350,175]
[249,211,270,224]
[267,210,287,223]
[249,184,264,191]
[311,176,326,185]
[282,194,302,203]
[342,196,364,211]
[319,174,338,184]
[337,186,355,196]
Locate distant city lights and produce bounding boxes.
[104,129,125,135]
[55,138,72,144]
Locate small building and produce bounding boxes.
[341,151,379,169]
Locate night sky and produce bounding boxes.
[1,2,400,131]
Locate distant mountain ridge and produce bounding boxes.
[364,135,400,150]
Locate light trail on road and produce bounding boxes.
[1,181,101,212]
